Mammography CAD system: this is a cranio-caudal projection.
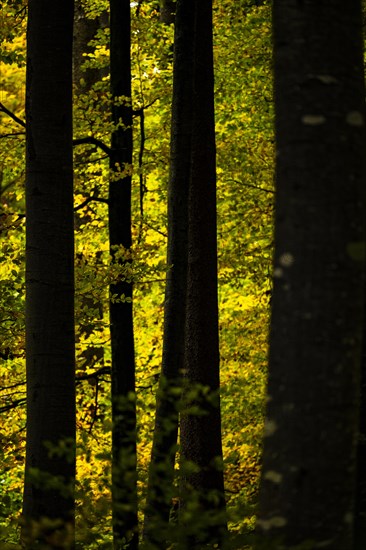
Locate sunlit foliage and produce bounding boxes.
[0,1,273,547]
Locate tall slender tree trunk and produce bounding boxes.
[109,1,138,549]
[22,0,76,547]
[355,295,366,546]
[143,1,194,546]
[256,1,366,549]
[179,1,227,547]
[73,0,103,91]
[355,339,366,548]
[160,0,176,24]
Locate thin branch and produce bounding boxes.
[135,0,144,17]
[132,98,158,116]
[138,110,147,242]
[73,136,112,156]
[88,379,99,434]
[0,132,25,138]
[74,194,109,212]
[144,221,167,238]
[75,366,111,382]
[74,155,109,166]
[0,398,26,413]
[0,103,26,128]
[0,380,25,391]
[134,278,166,285]
[227,178,274,194]
[0,213,26,223]
[0,368,112,414]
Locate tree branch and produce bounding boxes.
[0,103,26,128]
[0,380,25,390]
[0,398,26,413]
[0,368,112,414]
[144,221,167,238]
[75,366,111,382]
[135,0,144,17]
[228,178,274,194]
[0,132,26,138]
[132,98,158,117]
[73,136,112,156]
[74,193,109,212]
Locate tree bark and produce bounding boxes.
[179,1,227,547]
[109,1,138,549]
[22,0,75,547]
[355,331,366,548]
[256,1,366,549]
[143,0,194,546]
[73,0,102,91]
[160,0,176,24]
[355,276,366,546]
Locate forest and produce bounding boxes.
[1,0,366,549]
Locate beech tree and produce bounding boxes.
[73,0,102,91]
[256,1,366,548]
[109,1,138,548]
[22,0,76,547]
[356,338,366,546]
[145,2,226,547]
[179,0,227,546]
[160,0,176,24]
[143,0,194,545]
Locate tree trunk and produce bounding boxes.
[256,1,366,549]
[355,302,366,546]
[73,0,103,91]
[143,0,194,546]
[73,0,107,378]
[160,0,176,24]
[179,1,227,547]
[109,1,138,549]
[22,0,75,547]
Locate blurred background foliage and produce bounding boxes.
[0,0,273,546]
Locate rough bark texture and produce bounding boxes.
[109,1,138,549]
[22,0,75,547]
[179,1,227,547]
[143,0,194,546]
[257,1,366,549]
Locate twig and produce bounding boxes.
[135,0,144,17]
[227,178,274,194]
[0,132,25,138]
[0,103,26,128]
[88,379,99,434]
[144,221,167,238]
[0,380,25,391]
[138,109,147,241]
[75,366,111,382]
[73,136,111,156]
[132,98,158,116]
[0,398,26,413]
[74,194,109,212]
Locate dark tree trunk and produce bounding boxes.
[160,0,176,24]
[73,0,102,91]
[179,1,227,547]
[109,1,138,549]
[355,335,366,548]
[143,0,194,546]
[73,0,107,375]
[22,0,75,547]
[256,1,366,549]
